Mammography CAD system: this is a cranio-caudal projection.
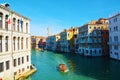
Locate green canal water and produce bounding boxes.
[26,50,120,80]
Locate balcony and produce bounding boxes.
[87,39,93,43]
[108,41,120,45]
[94,40,97,43]
[93,33,97,37]
[98,39,102,43]
[79,40,87,43]
[79,34,87,38]
[98,34,101,36]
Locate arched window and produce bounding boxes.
[0,36,2,52]
[18,37,20,50]
[13,18,16,31]
[17,20,19,32]
[26,23,28,33]
[5,15,8,30]
[21,21,23,32]
[26,38,28,49]
[0,13,3,29]
[21,38,23,49]
[95,50,96,54]
[5,36,8,51]
[13,37,16,51]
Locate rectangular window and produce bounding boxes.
[109,36,112,42]
[14,59,16,67]
[13,37,15,51]
[0,14,2,29]
[114,27,115,31]
[110,45,112,50]
[17,20,19,32]
[18,38,19,50]
[98,27,100,30]
[109,28,111,31]
[13,18,16,31]
[114,36,118,42]
[22,57,24,64]
[113,18,117,22]
[68,33,69,37]
[98,31,101,35]
[89,26,91,29]
[6,61,10,70]
[20,21,23,32]
[94,27,96,29]
[109,21,111,24]
[14,72,17,75]
[21,38,23,49]
[26,38,28,49]
[27,55,29,62]
[5,16,8,30]
[18,58,20,65]
[114,45,118,50]
[26,23,28,33]
[0,62,4,72]
[99,50,101,54]
[5,37,8,51]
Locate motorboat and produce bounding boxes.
[59,64,69,72]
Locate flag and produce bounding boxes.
[8,12,11,24]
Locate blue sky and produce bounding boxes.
[0,0,120,36]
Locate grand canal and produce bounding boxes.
[27,50,120,80]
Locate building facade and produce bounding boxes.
[46,34,60,51]
[46,36,51,50]
[56,34,61,52]
[0,3,32,80]
[78,18,109,56]
[60,28,77,53]
[60,29,71,53]
[31,36,46,49]
[108,13,120,60]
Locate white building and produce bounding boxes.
[53,34,60,51]
[0,3,32,80]
[60,30,69,53]
[108,13,120,60]
[50,36,56,51]
[46,34,60,51]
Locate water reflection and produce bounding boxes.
[27,50,120,80]
[64,53,120,80]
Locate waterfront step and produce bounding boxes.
[15,67,37,80]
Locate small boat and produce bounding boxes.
[59,64,69,72]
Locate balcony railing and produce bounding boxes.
[108,41,120,45]
[87,39,93,43]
